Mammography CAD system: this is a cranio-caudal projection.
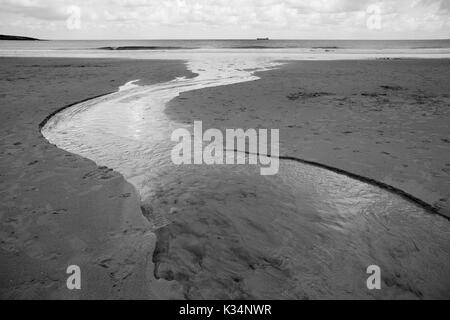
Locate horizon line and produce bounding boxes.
[6,37,450,41]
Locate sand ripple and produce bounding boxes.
[42,57,450,299]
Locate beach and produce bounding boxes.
[0,56,449,299]
[167,59,450,217]
[0,57,195,299]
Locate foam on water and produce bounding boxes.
[2,42,450,61]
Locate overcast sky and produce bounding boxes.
[0,0,449,40]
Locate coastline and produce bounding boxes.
[0,57,195,299]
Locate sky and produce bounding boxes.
[0,0,449,40]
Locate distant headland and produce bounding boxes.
[0,34,41,41]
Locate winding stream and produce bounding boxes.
[41,57,450,299]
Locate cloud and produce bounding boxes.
[0,0,449,38]
[0,0,71,20]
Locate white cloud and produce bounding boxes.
[0,0,449,39]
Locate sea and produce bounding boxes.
[1,39,450,59]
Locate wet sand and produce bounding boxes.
[147,59,450,299]
[0,57,195,299]
[1,57,449,299]
[166,59,450,218]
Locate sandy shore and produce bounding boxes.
[166,59,450,218]
[1,57,449,299]
[142,58,450,300]
[0,57,194,299]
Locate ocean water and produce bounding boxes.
[1,39,450,60]
[1,39,450,50]
[39,49,450,298]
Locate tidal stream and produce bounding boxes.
[42,57,450,299]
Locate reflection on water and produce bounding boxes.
[42,57,450,299]
[42,57,281,196]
